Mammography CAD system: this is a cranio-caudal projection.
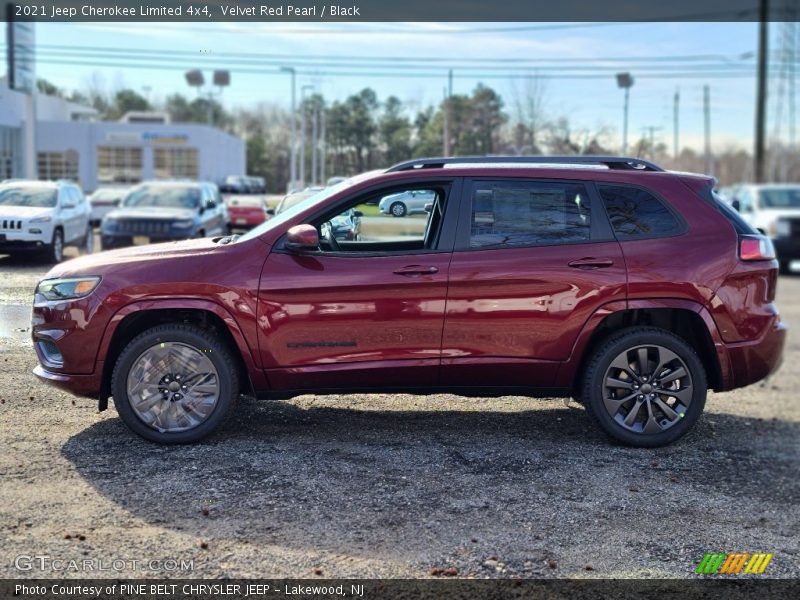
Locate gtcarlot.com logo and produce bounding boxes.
[696,552,773,575]
[15,554,194,573]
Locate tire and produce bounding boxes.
[581,327,707,448]
[390,202,407,217]
[111,324,240,444]
[779,260,791,275]
[42,228,64,263]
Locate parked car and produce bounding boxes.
[324,207,362,241]
[245,176,267,194]
[100,181,227,249]
[89,186,129,227]
[727,183,800,273]
[220,176,249,194]
[275,187,325,215]
[32,156,785,447]
[225,194,272,230]
[378,189,437,217]
[0,179,92,262]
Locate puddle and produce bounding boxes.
[0,303,32,342]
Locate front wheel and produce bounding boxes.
[582,327,707,447]
[390,202,407,217]
[42,228,64,263]
[111,324,239,444]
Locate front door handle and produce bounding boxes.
[393,265,439,276]
[568,257,614,269]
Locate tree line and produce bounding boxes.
[37,78,800,192]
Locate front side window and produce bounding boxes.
[469,181,591,249]
[315,186,445,253]
[759,188,800,209]
[599,185,682,240]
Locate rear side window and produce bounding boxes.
[470,181,591,248]
[599,185,683,240]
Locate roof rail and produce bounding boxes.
[386,155,664,173]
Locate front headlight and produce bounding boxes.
[171,219,194,229]
[29,215,52,224]
[36,277,101,301]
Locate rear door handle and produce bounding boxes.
[393,265,439,276]
[568,257,614,269]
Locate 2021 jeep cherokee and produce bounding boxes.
[31,156,786,446]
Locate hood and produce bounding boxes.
[0,205,54,220]
[44,237,223,279]
[106,207,196,221]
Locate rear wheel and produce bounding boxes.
[111,324,239,444]
[390,202,407,217]
[582,327,707,447]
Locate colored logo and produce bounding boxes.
[696,552,773,575]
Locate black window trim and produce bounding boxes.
[454,177,615,252]
[596,181,688,243]
[274,176,462,257]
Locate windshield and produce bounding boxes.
[0,186,57,208]
[122,185,201,209]
[238,179,354,243]
[760,188,800,209]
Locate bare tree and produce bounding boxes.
[509,75,548,154]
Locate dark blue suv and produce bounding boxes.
[100,181,228,249]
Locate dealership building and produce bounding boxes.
[0,79,245,192]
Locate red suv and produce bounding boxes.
[31,156,786,446]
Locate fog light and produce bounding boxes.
[37,341,64,367]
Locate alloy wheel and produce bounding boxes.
[602,344,693,434]
[126,342,220,433]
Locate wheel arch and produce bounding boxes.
[96,300,265,410]
[558,300,729,394]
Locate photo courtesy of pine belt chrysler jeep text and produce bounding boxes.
[31,156,786,447]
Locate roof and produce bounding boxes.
[386,155,664,173]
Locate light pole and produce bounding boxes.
[184,69,229,126]
[616,72,634,155]
[280,66,297,191]
[300,84,314,188]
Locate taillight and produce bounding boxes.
[739,235,776,261]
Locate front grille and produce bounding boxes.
[117,220,173,235]
[1,219,23,230]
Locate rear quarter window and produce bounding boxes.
[599,185,684,240]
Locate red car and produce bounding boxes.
[224,195,272,230]
[31,156,786,446]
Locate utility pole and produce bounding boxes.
[300,84,314,188]
[320,109,326,183]
[673,87,680,160]
[704,85,714,176]
[754,0,769,183]
[616,73,634,155]
[789,20,797,152]
[311,102,318,186]
[280,67,296,191]
[443,69,453,156]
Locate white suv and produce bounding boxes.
[0,180,93,262]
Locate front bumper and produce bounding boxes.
[0,228,52,250]
[33,364,103,399]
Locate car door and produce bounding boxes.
[256,179,460,391]
[440,178,627,388]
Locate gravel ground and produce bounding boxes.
[0,247,797,580]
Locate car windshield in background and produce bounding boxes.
[91,189,125,201]
[760,188,800,209]
[123,186,201,209]
[237,180,352,243]
[0,187,57,208]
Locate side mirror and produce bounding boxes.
[731,199,741,212]
[266,208,275,216]
[424,203,433,213]
[206,200,217,209]
[285,224,319,252]
[353,210,363,218]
